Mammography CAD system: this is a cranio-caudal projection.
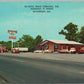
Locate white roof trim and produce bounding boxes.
[40,40,84,45]
[40,40,48,45]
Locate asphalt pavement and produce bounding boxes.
[0,53,84,83]
[0,52,84,63]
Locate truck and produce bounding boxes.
[18,47,28,52]
[0,46,8,53]
[11,47,28,53]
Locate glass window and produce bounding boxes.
[54,44,58,51]
[45,43,49,50]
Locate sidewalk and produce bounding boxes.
[0,52,84,63]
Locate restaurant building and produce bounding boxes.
[35,40,84,52]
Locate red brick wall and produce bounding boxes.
[49,42,54,51]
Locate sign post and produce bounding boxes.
[8,30,17,52]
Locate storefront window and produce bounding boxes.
[45,43,49,50]
[54,44,58,51]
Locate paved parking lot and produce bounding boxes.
[0,52,84,63]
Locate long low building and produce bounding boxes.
[35,40,84,52]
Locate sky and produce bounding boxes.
[0,1,84,42]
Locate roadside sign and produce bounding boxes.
[9,36,16,39]
[8,30,17,35]
[8,30,17,49]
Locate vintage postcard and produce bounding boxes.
[0,0,84,83]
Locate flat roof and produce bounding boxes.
[40,40,84,45]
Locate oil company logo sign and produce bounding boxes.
[9,36,16,39]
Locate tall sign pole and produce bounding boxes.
[8,30,17,51]
[12,39,13,48]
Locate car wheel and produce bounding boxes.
[71,51,73,54]
[78,51,81,54]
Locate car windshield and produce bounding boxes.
[71,48,75,50]
[80,49,84,50]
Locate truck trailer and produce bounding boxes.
[11,47,28,53]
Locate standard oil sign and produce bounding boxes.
[9,36,16,39]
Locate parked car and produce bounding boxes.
[44,50,53,53]
[58,49,69,53]
[78,47,84,54]
[58,47,76,53]
[34,50,43,53]
[69,48,76,53]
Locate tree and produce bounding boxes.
[34,35,43,45]
[18,34,34,51]
[6,41,11,50]
[34,35,43,50]
[0,34,43,51]
[0,41,11,50]
[59,22,79,41]
[18,34,43,51]
[79,26,84,43]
